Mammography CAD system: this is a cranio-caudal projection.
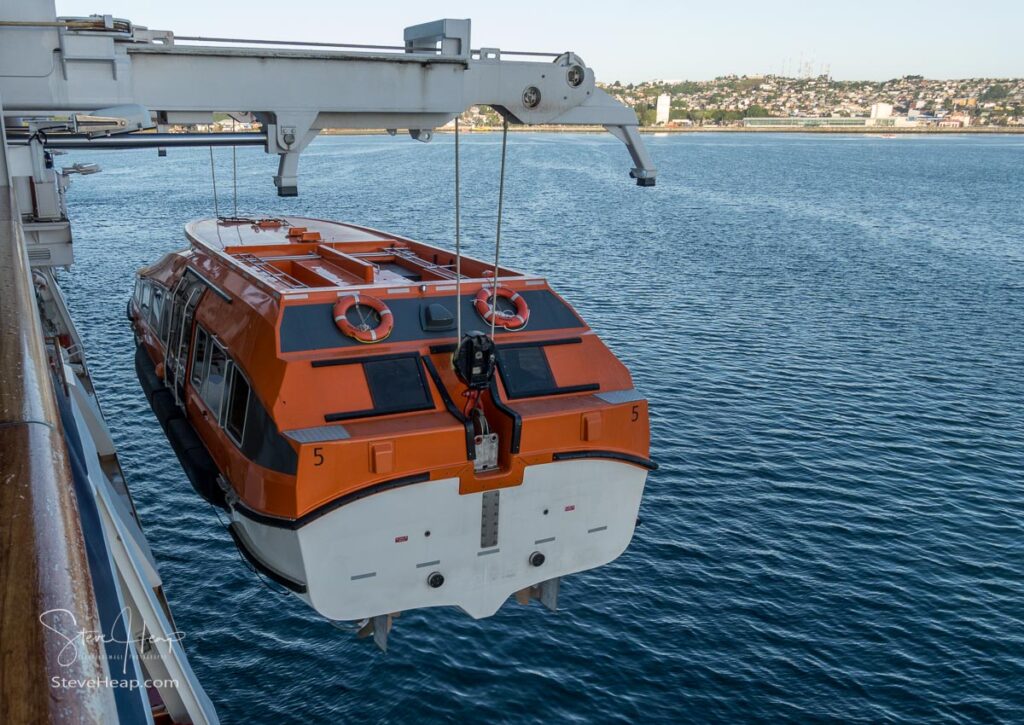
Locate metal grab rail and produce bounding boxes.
[171,34,561,58]
[174,35,418,53]
[4,132,268,150]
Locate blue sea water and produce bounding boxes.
[60,133,1024,723]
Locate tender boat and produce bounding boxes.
[130,215,654,643]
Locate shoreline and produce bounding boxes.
[317,125,1024,136]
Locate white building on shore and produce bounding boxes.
[656,94,671,125]
[870,102,894,119]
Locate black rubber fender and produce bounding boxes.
[166,415,203,453]
[134,345,163,401]
[150,389,180,428]
[135,345,226,510]
[166,417,226,509]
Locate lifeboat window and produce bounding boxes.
[496,346,557,399]
[363,356,432,415]
[202,341,229,419]
[224,364,251,445]
[191,327,209,385]
[150,286,164,330]
[140,282,152,315]
[159,290,174,343]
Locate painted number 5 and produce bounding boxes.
[313,447,324,466]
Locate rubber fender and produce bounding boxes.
[135,345,163,400]
[166,417,226,509]
[150,389,181,427]
[166,415,203,453]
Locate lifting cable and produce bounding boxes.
[490,119,509,340]
[452,116,484,429]
[208,146,224,245]
[454,117,463,345]
[232,118,239,219]
[208,146,220,218]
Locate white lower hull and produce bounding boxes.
[230,459,647,620]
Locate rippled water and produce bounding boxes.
[60,133,1024,722]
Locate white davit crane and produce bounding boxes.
[2,9,655,196]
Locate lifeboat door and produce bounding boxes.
[164,274,206,407]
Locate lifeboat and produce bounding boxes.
[129,216,654,645]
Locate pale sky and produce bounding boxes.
[56,0,1022,82]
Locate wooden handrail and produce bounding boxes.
[0,194,119,721]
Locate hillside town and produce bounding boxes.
[602,75,1024,128]
[178,76,1024,133]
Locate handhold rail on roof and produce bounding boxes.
[317,245,376,285]
[234,253,308,289]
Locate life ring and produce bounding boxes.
[333,293,393,343]
[474,286,529,330]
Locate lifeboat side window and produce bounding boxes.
[202,341,228,420]
[223,364,251,446]
[140,282,152,316]
[159,288,173,344]
[191,327,209,386]
[150,286,165,331]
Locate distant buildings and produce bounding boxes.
[743,117,871,129]
[604,76,1023,128]
[655,94,671,125]
[742,114,931,129]
[938,112,971,128]
[176,119,258,133]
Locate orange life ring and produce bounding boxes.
[474,286,529,330]
[333,293,393,343]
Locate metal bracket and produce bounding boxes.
[404,19,470,58]
[355,613,397,652]
[514,577,560,612]
[260,112,320,196]
[474,433,498,472]
[605,124,657,186]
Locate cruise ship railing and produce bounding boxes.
[0,186,119,721]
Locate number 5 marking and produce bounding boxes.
[313,447,324,466]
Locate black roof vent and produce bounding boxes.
[421,302,455,332]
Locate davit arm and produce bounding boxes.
[0,15,657,195]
